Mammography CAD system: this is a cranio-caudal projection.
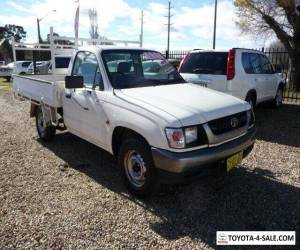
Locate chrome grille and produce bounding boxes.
[208,111,248,135]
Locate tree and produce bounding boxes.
[0,24,26,61]
[234,0,300,90]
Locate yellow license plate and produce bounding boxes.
[226,151,243,172]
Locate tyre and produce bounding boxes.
[5,76,11,82]
[272,87,283,108]
[118,137,159,197]
[35,107,56,141]
[245,92,256,109]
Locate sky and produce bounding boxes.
[0,0,270,51]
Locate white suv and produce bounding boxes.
[179,48,286,108]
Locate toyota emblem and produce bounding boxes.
[230,117,239,128]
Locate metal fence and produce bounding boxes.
[162,48,300,103]
[262,48,299,103]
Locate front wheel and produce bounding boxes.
[118,137,159,197]
[36,107,56,141]
[272,87,283,108]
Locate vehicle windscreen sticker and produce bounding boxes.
[144,52,165,60]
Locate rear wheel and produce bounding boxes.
[118,137,158,197]
[272,87,283,108]
[36,107,56,141]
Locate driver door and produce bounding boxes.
[63,51,107,147]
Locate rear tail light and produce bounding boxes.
[178,52,190,72]
[227,48,236,80]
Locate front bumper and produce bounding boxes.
[152,126,256,183]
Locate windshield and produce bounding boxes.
[102,50,185,89]
[180,52,228,75]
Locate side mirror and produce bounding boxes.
[274,65,283,74]
[65,75,84,89]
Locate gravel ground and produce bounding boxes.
[0,91,299,249]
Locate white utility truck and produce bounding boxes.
[13,28,256,197]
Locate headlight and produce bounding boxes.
[165,126,201,149]
[185,126,198,144]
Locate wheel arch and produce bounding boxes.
[30,102,39,117]
[245,89,257,105]
[111,126,150,156]
[278,81,285,90]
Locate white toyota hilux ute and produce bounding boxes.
[13,46,256,197]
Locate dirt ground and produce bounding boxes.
[0,91,299,249]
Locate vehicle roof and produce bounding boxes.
[189,48,264,54]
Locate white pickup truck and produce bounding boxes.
[13,43,256,196]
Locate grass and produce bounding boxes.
[0,77,12,94]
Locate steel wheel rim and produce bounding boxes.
[124,150,147,188]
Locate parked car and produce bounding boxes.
[179,48,286,108]
[0,64,12,81]
[28,61,51,74]
[13,47,256,197]
[48,55,71,75]
[0,61,32,81]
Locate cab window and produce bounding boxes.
[72,51,103,89]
